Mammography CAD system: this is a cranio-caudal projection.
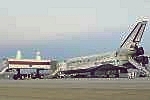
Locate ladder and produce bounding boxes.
[128,57,149,76]
[51,67,60,76]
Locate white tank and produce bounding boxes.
[16,50,22,59]
[36,51,41,60]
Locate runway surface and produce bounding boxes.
[0,78,150,100]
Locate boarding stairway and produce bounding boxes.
[51,67,61,76]
[128,57,150,76]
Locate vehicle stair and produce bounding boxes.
[129,57,150,76]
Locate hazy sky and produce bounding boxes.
[0,0,150,60]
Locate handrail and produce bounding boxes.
[128,57,149,75]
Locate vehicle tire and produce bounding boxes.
[40,75,44,79]
[31,76,36,79]
[13,75,18,80]
[106,74,109,78]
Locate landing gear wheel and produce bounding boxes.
[13,75,18,80]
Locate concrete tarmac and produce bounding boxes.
[0,78,150,100]
[1,78,150,89]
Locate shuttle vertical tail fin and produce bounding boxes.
[120,21,148,49]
